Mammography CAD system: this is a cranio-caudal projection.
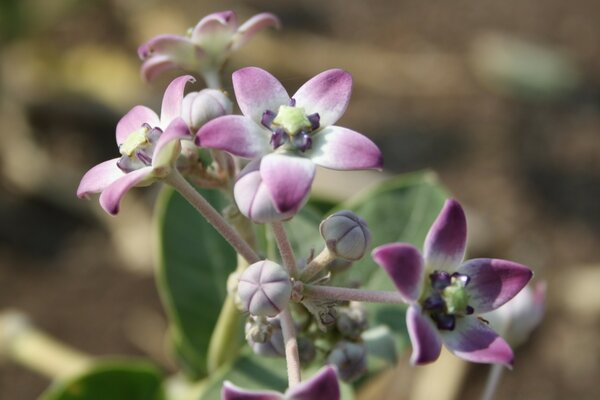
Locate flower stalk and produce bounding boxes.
[279,307,301,386]
[303,285,406,304]
[271,221,299,278]
[300,247,337,281]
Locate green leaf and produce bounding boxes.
[40,360,164,400]
[155,186,238,379]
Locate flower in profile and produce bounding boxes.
[77,76,193,214]
[222,366,340,400]
[196,67,383,223]
[138,11,280,83]
[372,199,533,366]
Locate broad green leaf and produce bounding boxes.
[155,186,238,378]
[40,360,163,400]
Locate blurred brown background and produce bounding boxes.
[1,0,599,399]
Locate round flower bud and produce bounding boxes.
[320,211,371,261]
[245,316,285,357]
[238,260,292,317]
[181,89,232,131]
[326,341,368,382]
[336,302,368,340]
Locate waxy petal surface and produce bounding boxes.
[192,11,237,41]
[308,126,383,170]
[232,67,290,124]
[160,75,195,127]
[406,305,443,365]
[221,381,282,400]
[440,316,514,366]
[116,106,159,145]
[457,258,533,313]
[77,158,124,198]
[372,243,424,302]
[99,167,153,215]
[196,115,269,158]
[260,154,315,214]
[232,13,281,50]
[138,34,195,60]
[152,118,190,169]
[293,69,352,127]
[423,199,467,272]
[140,56,180,83]
[286,366,340,400]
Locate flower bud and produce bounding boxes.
[181,89,232,131]
[336,302,368,340]
[298,336,316,366]
[245,316,285,357]
[237,260,291,317]
[326,341,368,382]
[320,211,371,261]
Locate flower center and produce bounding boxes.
[117,123,163,173]
[261,99,320,153]
[421,271,474,331]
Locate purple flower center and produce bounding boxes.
[260,99,320,153]
[422,271,474,331]
[117,123,163,173]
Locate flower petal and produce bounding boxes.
[260,154,315,214]
[406,304,443,365]
[286,366,340,400]
[195,115,269,158]
[221,381,283,400]
[440,316,514,366]
[77,158,124,198]
[231,13,281,51]
[371,243,424,302]
[116,106,160,145]
[293,69,352,127]
[152,117,190,169]
[457,258,533,313]
[138,34,196,60]
[307,126,383,170]
[423,199,467,273]
[140,56,179,83]
[232,67,290,124]
[191,11,237,42]
[99,167,153,215]
[160,75,195,127]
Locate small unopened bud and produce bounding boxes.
[245,316,285,357]
[320,211,371,261]
[238,260,291,317]
[298,336,316,366]
[336,302,368,340]
[326,341,368,382]
[181,89,232,131]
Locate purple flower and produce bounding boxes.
[138,11,280,82]
[77,76,193,215]
[221,366,340,400]
[371,199,533,366]
[196,67,383,222]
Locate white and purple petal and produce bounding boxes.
[116,106,160,145]
[372,243,424,302]
[406,305,443,365]
[196,115,270,158]
[307,126,383,171]
[160,75,195,127]
[192,11,237,42]
[260,154,315,214]
[77,158,125,198]
[152,117,191,170]
[457,258,533,313]
[140,56,180,83]
[232,67,290,124]
[293,69,352,127]
[232,13,281,51]
[99,167,153,215]
[137,34,195,60]
[221,381,283,400]
[285,366,340,400]
[440,316,514,366]
[423,199,468,273]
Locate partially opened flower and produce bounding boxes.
[77,76,193,214]
[372,199,533,366]
[138,11,280,83]
[222,366,340,400]
[196,67,383,222]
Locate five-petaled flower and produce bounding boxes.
[222,366,340,400]
[138,11,280,83]
[77,75,194,215]
[196,67,383,223]
[372,199,533,366]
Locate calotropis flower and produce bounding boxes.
[77,75,194,215]
[222,366,340,400]
[372,199,533,366]
[138,11,280,83]
[196,67,383,222]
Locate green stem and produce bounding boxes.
[206,290,243,373]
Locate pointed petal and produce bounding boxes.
[232,67,290,124]
[293,69,352,127]
[260,154,315,214]
[221,381,283,400]
[160,75,195,126]
[286,366,340,400]
[441,316,514,366]
[137,34,196,60]
[372,243,424,302]
[231,13,281,51]
[77,158,124,198]
[423,199,467,273]
[457,258,533,313]
[308,126,383,170]
[152,117,190,169]
[116,106,160,145]
[195,115,269,158]
[406,304,443,365]
[192,11,237,41]
[99,167,153,215]
[140,56,179,83]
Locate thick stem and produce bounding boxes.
[202,69,222,90]
[279,307,301,386]
[300,247,336,282]
[271,222,299,278]
[166,171,260,265]
[303,285,405,304]
[481,363,505,400]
